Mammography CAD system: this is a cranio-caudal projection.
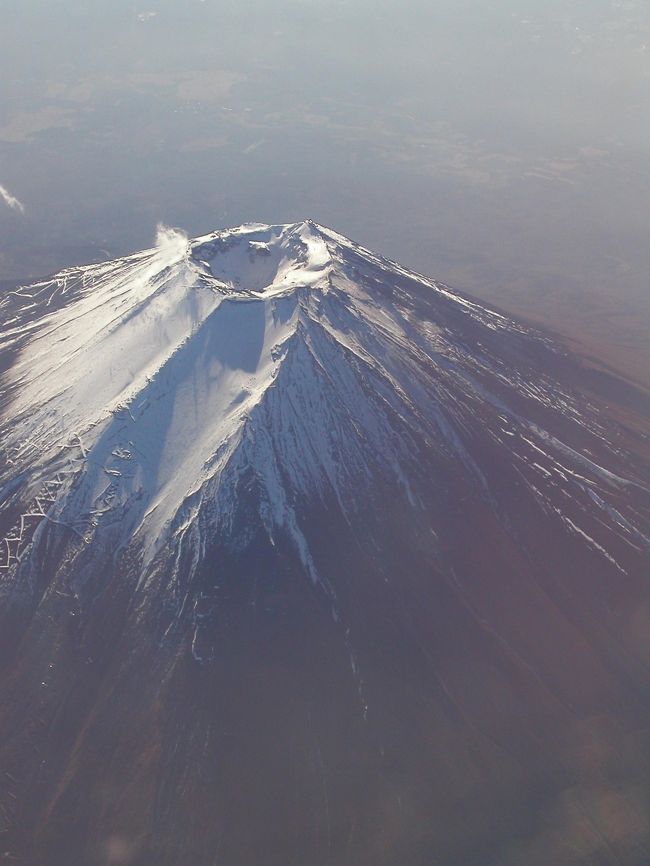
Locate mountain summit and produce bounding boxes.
[1,223,649,866]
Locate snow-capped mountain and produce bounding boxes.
[1,222,649,866]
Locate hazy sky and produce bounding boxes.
[1,0,649,376]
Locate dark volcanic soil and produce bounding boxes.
[1,225,649,866]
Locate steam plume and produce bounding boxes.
[155,223,188,258]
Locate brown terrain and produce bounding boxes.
[0,224,648,866]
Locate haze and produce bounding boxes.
[1,0,649,378]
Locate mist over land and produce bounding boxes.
[1,0,649,379]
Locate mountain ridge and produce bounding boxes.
[1,221,650,866]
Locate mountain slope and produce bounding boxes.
[0,221,649,866]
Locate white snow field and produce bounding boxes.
[0,221,647,585]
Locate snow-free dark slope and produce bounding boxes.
[0,221,649,866]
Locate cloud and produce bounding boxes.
[0,184,25,214]
[155,223,188,258]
